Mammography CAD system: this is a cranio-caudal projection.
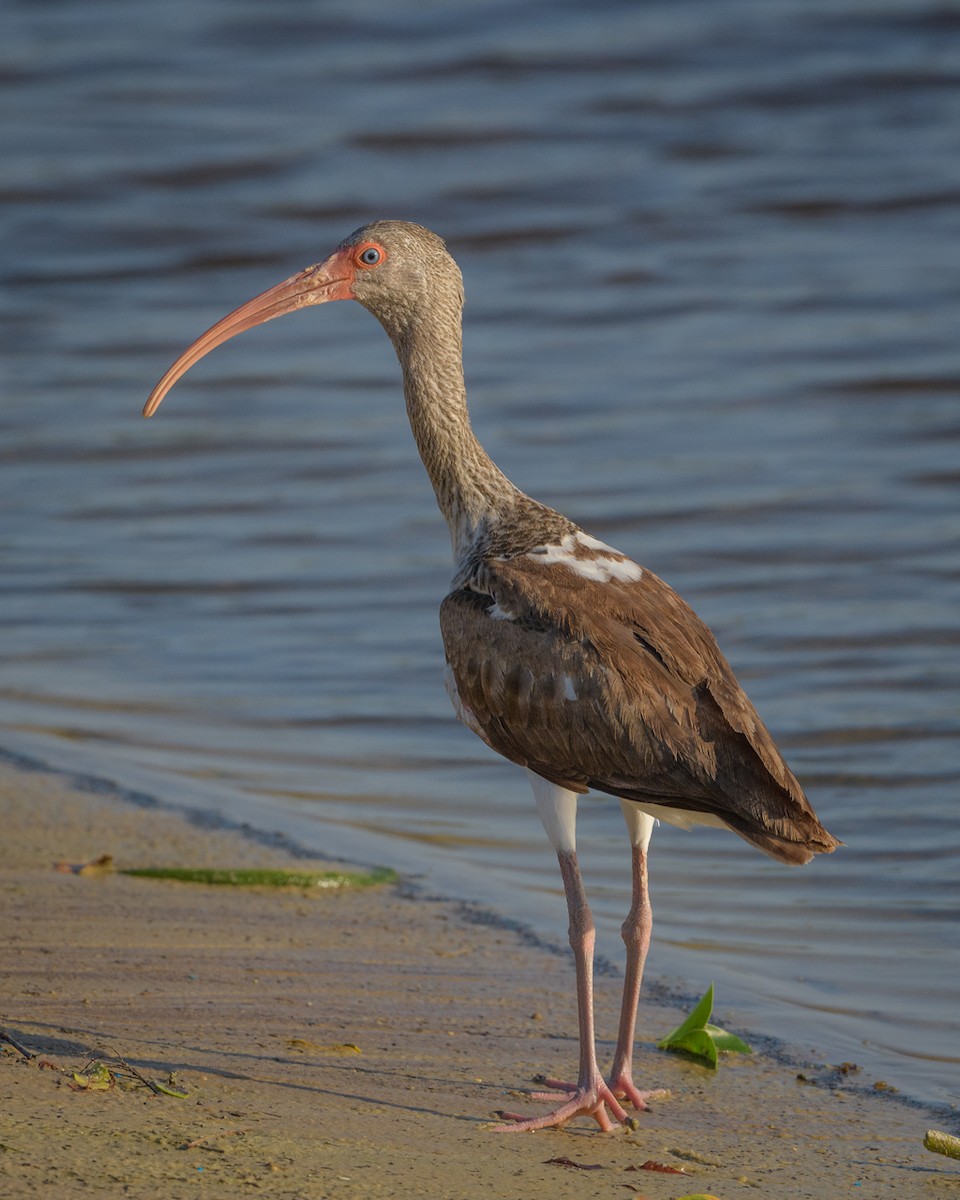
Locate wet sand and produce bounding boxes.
[0,760,950,1198]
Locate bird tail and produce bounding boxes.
[725,811,842,865]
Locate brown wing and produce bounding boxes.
[440,552,839,864]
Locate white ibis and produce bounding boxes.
[144,221,839,1132]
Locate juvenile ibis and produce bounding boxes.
[144,220,839,1132]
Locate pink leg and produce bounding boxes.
[494,849,631,1132]
[606,843,664,1109]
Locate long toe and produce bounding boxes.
[607,1071,668,1112]
[492,1081,630,1133]
[526,1074,578,1101]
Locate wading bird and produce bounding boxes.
[144,221,839,1132]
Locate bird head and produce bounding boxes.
[143,220,463,417]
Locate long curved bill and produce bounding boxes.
[143,254,353,417]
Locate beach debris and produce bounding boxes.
[54,854,114,876]
[544,1156,604,1170]
[286,1038,361,1055]
[69,1062,115,1092]
[50,856,398,890]
[657,984,752,1069]
[924,1129,960,1160]
[626,1160,688,1175]
[119,865,397,889]
[111,1052,169,1096]
[674,1195,722,1200]
[152,1078,190,1099]
[40,1049,190,1099]
[0,1028,35,1060]
[107,1052,188,1098]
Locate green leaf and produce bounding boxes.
[676,1029,718,1069]
[705,1023,753,1055]
[152,1081,189,1098]
[660,983,715,1045]
[121,866,397,890]
[657,984,752,1068]
[71,1062,114,1091]
[657,983,713,1054]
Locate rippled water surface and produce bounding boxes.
[2,0,958,1107]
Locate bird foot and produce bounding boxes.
[522,1072,665,1112]
[492,1077,632,1133]
[606,1071,668,1113]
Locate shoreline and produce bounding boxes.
[1,758,951,1198]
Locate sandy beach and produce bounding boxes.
[0,758,951,1198]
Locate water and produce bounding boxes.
[2,0,958,1108]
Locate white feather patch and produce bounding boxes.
[487,602,515,621]
[576,531,621,554]
[527,531,643,584]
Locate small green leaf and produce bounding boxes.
[71,1062,114,1091]
[677,1029,718,1069]
[121,866,396,890]
[657,985,752,1068]
[705,1023,752,1055]
[660,983,715,1045]
[152,1081,189,1098]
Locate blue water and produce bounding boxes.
[2,0,958,1107]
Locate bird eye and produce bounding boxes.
[355,244,384,268]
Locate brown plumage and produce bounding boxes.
[144,219,839,1133]
[442,552,835,865]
